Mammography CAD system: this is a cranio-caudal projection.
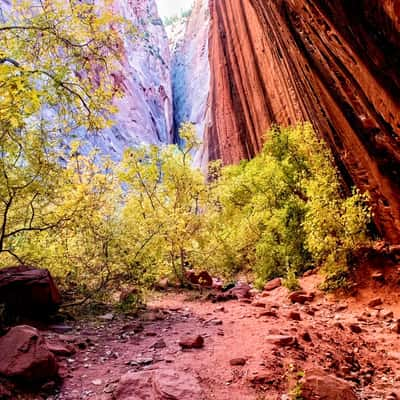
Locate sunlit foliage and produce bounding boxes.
[0,1,371,300]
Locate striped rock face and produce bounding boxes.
[206,0,400,242]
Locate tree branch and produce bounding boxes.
[0,57,20,67]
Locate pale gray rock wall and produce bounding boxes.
[169,0,211,169]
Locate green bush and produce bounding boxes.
[0,123,371,301]
[211,123,371,289]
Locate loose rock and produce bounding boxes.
[289,291,315,304]
[0,325,58,382]
[300,368,357,399]
[264,278,282,291]
[179,335,204,349]
[115,369,204,400]
[368,297,383,308]
[230,358,247,366]
[266,335,296,347]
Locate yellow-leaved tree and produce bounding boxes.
[0,0,125,264]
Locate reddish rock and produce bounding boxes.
[185,270,199,285]
[288,311,302,321]
[229,282,252,299]
[383,311,394,320]
[266,335,296,347]
[151,339,167,349]
[179,335,204,349]
[301,368,357,399]
[391,320,400,334]
[0,266,61,317]
[264,278,282,291]
[208,0,400,243]
[115,369,203,400]
[334,322,345,330]
[248,371,276,385]
[212,278,223,291]
[156,278,169,290]
[371,272,385,282]
[289,291,314,304]
[252,301,266,308]
[258,310,279,318]
[368,297,383,308]
[349,323,363,334]
[46,341,76,357]
[301,332,312,342]
[229,358,247,366]
[0,325,58,382]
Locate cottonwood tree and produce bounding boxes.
[0,0,125,263]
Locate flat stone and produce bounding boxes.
[289,291,315,304]
[115,369,204,399]
[266,335,296,347]
[229,358,247,366]
[46,342,76,356]
[98,313,114,321]
[368,298,383,308]
[301,368,357,399]
[264,278,282,291]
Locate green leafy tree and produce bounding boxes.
[212,123,371,289]
[119,123,213,286]
[0,0,123,264]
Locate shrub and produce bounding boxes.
[211,123,371,289]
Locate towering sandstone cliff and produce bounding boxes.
[169,0,211,168]
[87,0,173,156]
[207,0,400,243]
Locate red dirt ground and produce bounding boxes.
[21,272,400,400]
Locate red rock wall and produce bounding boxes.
[207,0,400,243]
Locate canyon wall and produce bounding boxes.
[207,0,400,243]
[0,0,173,157]
[86,0,173,156]
[169,0,211,168]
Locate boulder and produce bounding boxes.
[0,325,58,382]
[300,369,357,399]
[289,291,315,304]
[0,266,61,318]
[115,369,204,400]
[264,278,282,291]
[156,278,169,290]
[229,282,252,299]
